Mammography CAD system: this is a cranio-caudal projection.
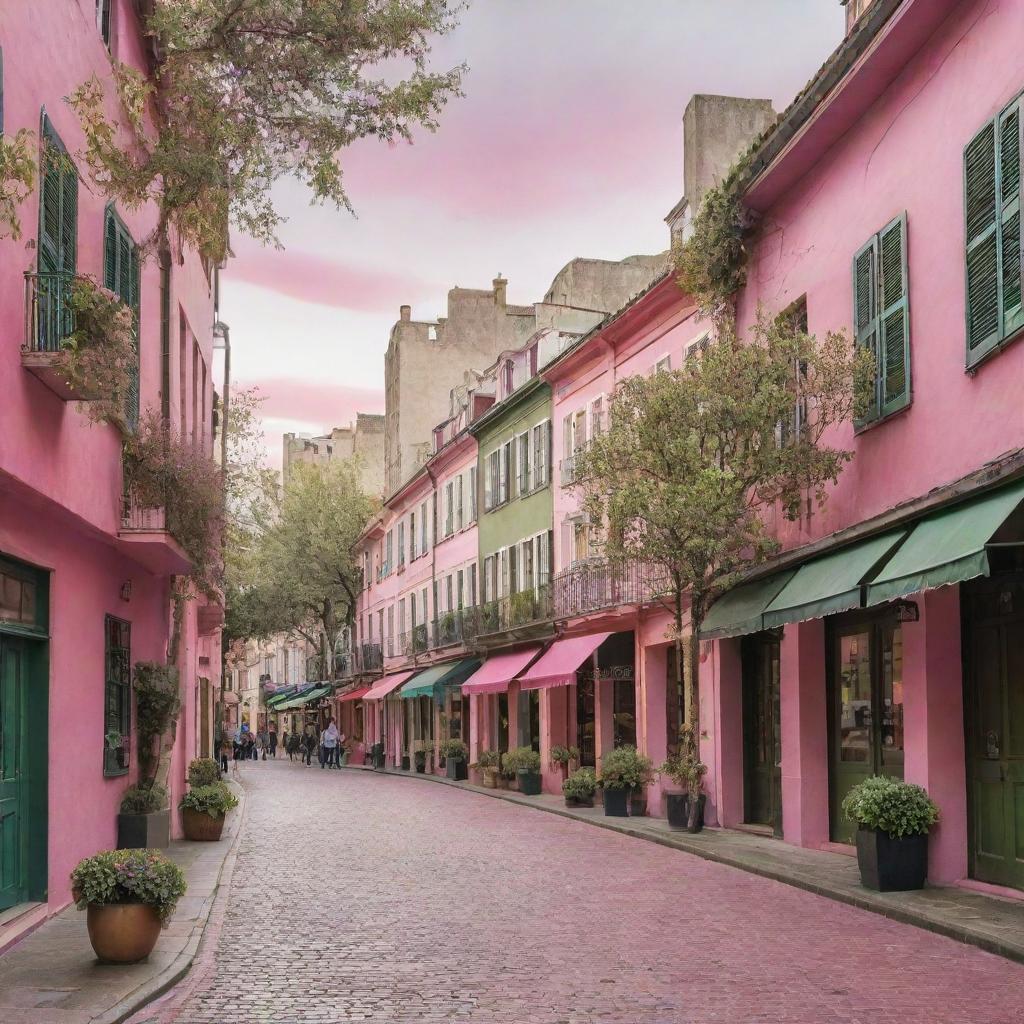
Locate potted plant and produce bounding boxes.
[474,749,499,788]
[599,745,653,817]
[440,738,469,780]
[659,750,708,832]
[562,767,597,808]
[401,754,411,771]
[842,776,939,891]
[187,756,221,787]
[550,744,580,782]
[117,783,170,850]
[414,748,427,774]
[497,751,517,790]
[180,781,239,841]
[71,849,186,963]
[503,746,542,795]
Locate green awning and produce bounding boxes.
[431,658,482,702]
[265,690,296,709]
[866,479,1024,606]
[399,663,451,700]
[274,685,331,710]
[700,570,796,639]
[763,530,907,629]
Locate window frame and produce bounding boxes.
[103,614,131,778]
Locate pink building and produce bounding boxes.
[0,0,222,943]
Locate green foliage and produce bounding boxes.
[105,730,123,750]
[549,745,580,766]
[118,784,168,815]
[180,782,238,819]
[68,1,467,261]
[842,776,939,838]
[599,745,654,791]
[439,739,468,762]
[187,757,220,788]
[71,849,186,926]
[659,751,708,797]
[473,749,499,771]
[501,746,540,777]
[134,662,181,786]
[0,128,36,240]
[123,411,224,595]
[55,276,137,426]
[562,767,597,801]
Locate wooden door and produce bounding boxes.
[0,638,26,911]
[966,581,1024,890]
[742,636,782,835]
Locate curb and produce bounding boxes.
[93,778,249,1024]
[347,764,1024,965]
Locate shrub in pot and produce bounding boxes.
[599,745,653,818]
[562,767,597,808]
[497,751,518,790]
[502,746,542,795]
[842,776,938,891]
[550,744,580,781]
[117,784,170,850]
[71,849,186,963]
[180,782,239,842]
[414,749,427,774]
[440,739,469,780]
[474,749,499,788]
[659,751,708,832]
[187,756,221,787]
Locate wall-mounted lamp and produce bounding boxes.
[894,598,919,623]
[120,581,132,602]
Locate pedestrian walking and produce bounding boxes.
[219,733,232,775]
[288,731,299,761]
[280,728,289,759]
[257,729,268,760]
[302,724,316,766]
[269,725,278,758]
[321,718,340,770]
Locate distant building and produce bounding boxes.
[283,413,385,497]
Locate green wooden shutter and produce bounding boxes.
[126,243,141,431]
[103,208,141,431]
[879,214,910,416]
[965,119,1001,364]
[853,235,879,422]
[38,116,63,274]
[998,101,1022,339]
[103,209,117,291]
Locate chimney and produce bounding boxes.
[493,275,507,308]
[399,304,411,322]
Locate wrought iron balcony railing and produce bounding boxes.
[475,584,552,636]
[24,270,75,353]
[551,559,668,620]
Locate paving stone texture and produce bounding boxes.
[139,760,1024,1024]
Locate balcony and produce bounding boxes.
[21,271,102,401]
[430,607,481,649]
[197,591,225,634]
[551,559,668,620]
[118,490,192,575]
[361,643,383,673]
[397,624,430,657]
[476,585,553,638]
[333,642,383,679]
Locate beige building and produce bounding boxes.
[283,412,385,497]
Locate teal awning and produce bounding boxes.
[265,691,294,709]
[866,479,1024,606]
[399,663,451,700]
[700,570,796,639]
[763,530,907,629]
[275,685,331,710]
[432,658,482,701]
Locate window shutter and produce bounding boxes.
[59,148,77,275]
[965,119,1000,362]
[999,101,1022,338]
[853,235,879,421]
[104,210,117,291]
[878,214,910,416]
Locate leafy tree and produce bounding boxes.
[69,0,467,260]
[574,313,873,823]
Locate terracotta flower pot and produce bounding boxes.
[86,903,161,963]
[182,806,226,841]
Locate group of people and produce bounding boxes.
[217,724,278,772]
[281,718,347,769]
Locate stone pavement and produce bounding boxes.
[137,759,1024,1024]
[0,778,244,1024]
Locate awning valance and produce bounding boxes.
[519,633,611,691]
[338,686,371,703]
[363,670,416,702]
[700,570,796,640]
[461,647,541,695]
[762,530,907,629]
[866,479,1024,606]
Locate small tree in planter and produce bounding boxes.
[180,780,239,842]
[440,739,469,781]
[599,746,653,817]
[562,767,597,808]
[842,776,938,891]
[71,849,186,963]
[117,783,169,850]
[187,757,221,787]
[497,751,519,790]
[503,746,543,795]
[659,745,709,833]
[472,749,499,788]
[550,745,580,782]
[134,662,181,794]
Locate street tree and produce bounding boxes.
[574,312,873,823]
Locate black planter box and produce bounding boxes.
[517,769,542,795]
[371,743,385,770]
[446,758,468,781]
[666,792,706,832]
[603,787,629,817]
[415,754,426,774]
[401,755,410,771]
[856,827,928,891]
[117,810,170,850]
[564,796,594,808]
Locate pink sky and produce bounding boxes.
[220,1,844,471]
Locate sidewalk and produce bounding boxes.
[354,763,1024,964]
[0,780,245,1024]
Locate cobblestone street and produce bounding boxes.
[143,761,1024,1024]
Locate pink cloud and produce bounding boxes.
[229,244,436,311]
[238,377,384,433]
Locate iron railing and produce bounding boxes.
[333,642,384,678]
[120,490,167,532]
[476,584,552,636]
[24,271,75,353]
[551,559,669,620]
[397,624,430,657]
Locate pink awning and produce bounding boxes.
[338,686,371,703]
[461,647,541,696]
[363,671,416,701]
[519,633,611,691]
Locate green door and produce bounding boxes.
[828,616,905,843]
[0,638,27,911]
[742,635,782,836]
[966,581,1024,890]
